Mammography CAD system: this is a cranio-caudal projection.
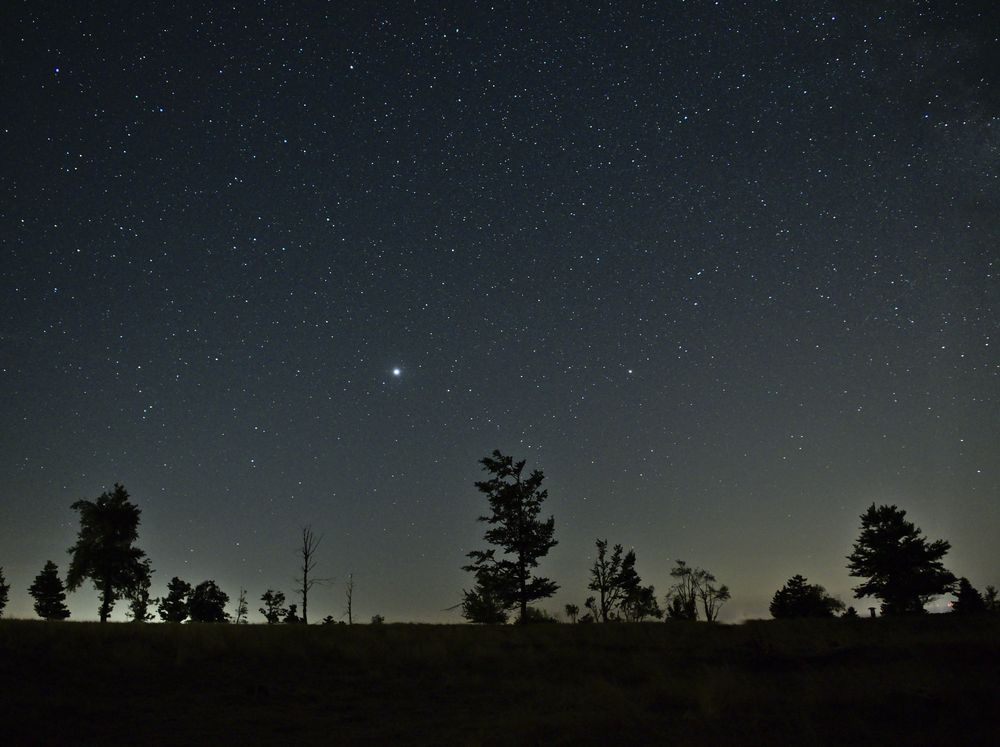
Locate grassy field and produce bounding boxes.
[1,615,998,745]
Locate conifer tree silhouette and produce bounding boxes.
[28,561,71,620]
[158,577,192,622]
[847,504,956,615]
[463,450,558,623]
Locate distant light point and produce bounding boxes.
[392,368,402,377]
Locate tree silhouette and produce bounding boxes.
[66,484,149,622]
[770,575,845,618]
[234,587,249,624]
[587,539,639,622]
[622,584,662,622]
[460,583,509,624]
[126,558,155,622]
[158,577,192,622]
[344,573,354,625]
[259,589,288,624]
[843,606,859,618]
[696,569,730,622]
[663,561,729,621]
[28,561,71,620]
[370,614,384,624]
[952,578,987,614]
[188,580,230,623]
[0,567,9,618]
[985,585,999,613]
[283,603,300,624]
[463,450,558,623]
[847,504,956,615]
[564,603,579,623]
[295,526,327,624]
[664,561,699,620]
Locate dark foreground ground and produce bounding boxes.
[1,615,998,746]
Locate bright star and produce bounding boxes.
[392,368,402,376]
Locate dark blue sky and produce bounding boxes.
[1,1,997,622]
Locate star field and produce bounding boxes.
[1,2,998,621]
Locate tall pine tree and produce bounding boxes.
[29,561,71,620]
[463,450,558,623]
[158,577,192,622]
[847,504,956,615]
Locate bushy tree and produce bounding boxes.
[846,504,956,615]
[564,603,579,623]
[587,539,640,622]
[664,561,699,620]
[696,570,731,622]
[663,561,730,621]
[188,580,229,623]
[0,567,9,618]
[370,614,385,624]
[985,585,999,613]
[621,584,662,622]
[28,561,71,620]
[843,606,859,618]
[158,577,192,622]
[66,484,149,622]
[521,606,558,623]
[952,578,987,614]
[463,451,558,623]
[283,603,300,624]
[460,582,509,624]
[770,575,845,618]
[126,558,155,622]
[259,589,288,624]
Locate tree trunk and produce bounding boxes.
[519,559,527,623]
[302,565,308,625]
[100,577,112,623]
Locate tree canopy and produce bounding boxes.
[259,589,289,624]
[188,580,230,623]
[846,504,956,615]
[585,539,660,622]
[663,561,730,621]
[460,583,509,624]
[125,558,155,622]
[66,484,149,622]
[158,577,192,623]
[952,578,987,614]
[463,450,558,623]
[586,539,639,622]
[770,575,845,618]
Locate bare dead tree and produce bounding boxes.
[344,573,354,625]
[294,525,329,624]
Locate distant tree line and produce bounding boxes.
[0,484,384,624]
[1,464,996,624]
[460,450,733,624]
[459,451,997,624]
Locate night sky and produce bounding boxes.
[2,2,998,623]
